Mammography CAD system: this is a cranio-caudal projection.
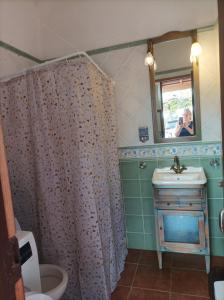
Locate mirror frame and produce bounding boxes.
[148,30,201,143]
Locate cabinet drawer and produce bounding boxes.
[154,188,204,200]
[155,200,179,209]
[155,199,204,210]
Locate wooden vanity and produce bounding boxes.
[153,184,210,273]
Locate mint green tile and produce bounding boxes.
[200,157,222,179]
[122,180,140,197]
[208,198,224,218]
[158,157,199,169]
[124,197,142,215]
[119,161,139,179]
[141,180,153,197]
[139,160,157,180]
[127,232,144,249]
[180,157,200,168]
[158,158,173,168]
[125,215,143,233]
[144,234,156,250]
[209,218,223,238]
[143,216,155,234]
[207,179,223,198]
[210,238,224,256]
[143,198,154,215]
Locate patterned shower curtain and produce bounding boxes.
[0,57,127,300]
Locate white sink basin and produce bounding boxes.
[152,167,207,186]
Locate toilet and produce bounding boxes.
[39,264,68,300]
[16,228,68,300]
[25,292,53,300]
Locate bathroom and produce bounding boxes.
[0,0,223,300]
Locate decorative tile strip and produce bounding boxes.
[118,142,222,159]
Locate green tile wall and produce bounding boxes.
[120,155,224,256]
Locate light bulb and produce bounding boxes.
[191,42,202,56]
[144,52,154,66]
[190,42,202,63]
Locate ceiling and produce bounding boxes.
[0,0,218,60]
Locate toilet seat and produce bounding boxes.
[39,264,68,300]
[25,292,53,300]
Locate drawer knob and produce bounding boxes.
[167,202,170,206]
[189,203,192,206]
[160,227,163,230]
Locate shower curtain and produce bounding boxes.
[0,57,127,300]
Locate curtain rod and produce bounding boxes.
[0,51,112,83]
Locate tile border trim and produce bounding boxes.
[119,141,222,159]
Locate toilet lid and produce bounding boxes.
[25,292,53,300]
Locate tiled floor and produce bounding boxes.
[111,249,224,300]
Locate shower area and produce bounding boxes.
[0,54,127,300]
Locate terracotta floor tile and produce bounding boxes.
[129,288,170,300]
[111,286,131,300]
[139,251,172,268]
[139,250,158,265]
[162,252,173,268]
[171,269,209,297]
[170,293,210,300]
[172,253,205,270]
[126,249,142,263]
[111,253,216,299]
[133,264,171,291]
[208,266,224,300]
[211,256,224,267]
[118,263,137,286]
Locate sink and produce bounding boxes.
[152,167,207,186]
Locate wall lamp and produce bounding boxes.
[144,51,157,70]
[190,42,202,63]
[144,36,202,67]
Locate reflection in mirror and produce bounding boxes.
[148,31,201,143]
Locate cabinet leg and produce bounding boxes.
[205,255,210,274]
[157,251,162,269]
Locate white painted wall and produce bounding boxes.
[0,0,40,77]
[0,0,217,60]
[0,48,37,79]
[93,46,153,147]
[0,0,220,146]
[0,1,41,58]
[93,25,221,147]
[36,0,216,59]
[198,24,221,142]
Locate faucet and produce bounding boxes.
[170,156,187,174]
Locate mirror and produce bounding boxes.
[148,30,201,143]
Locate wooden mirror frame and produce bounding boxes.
[148,30,201,144]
